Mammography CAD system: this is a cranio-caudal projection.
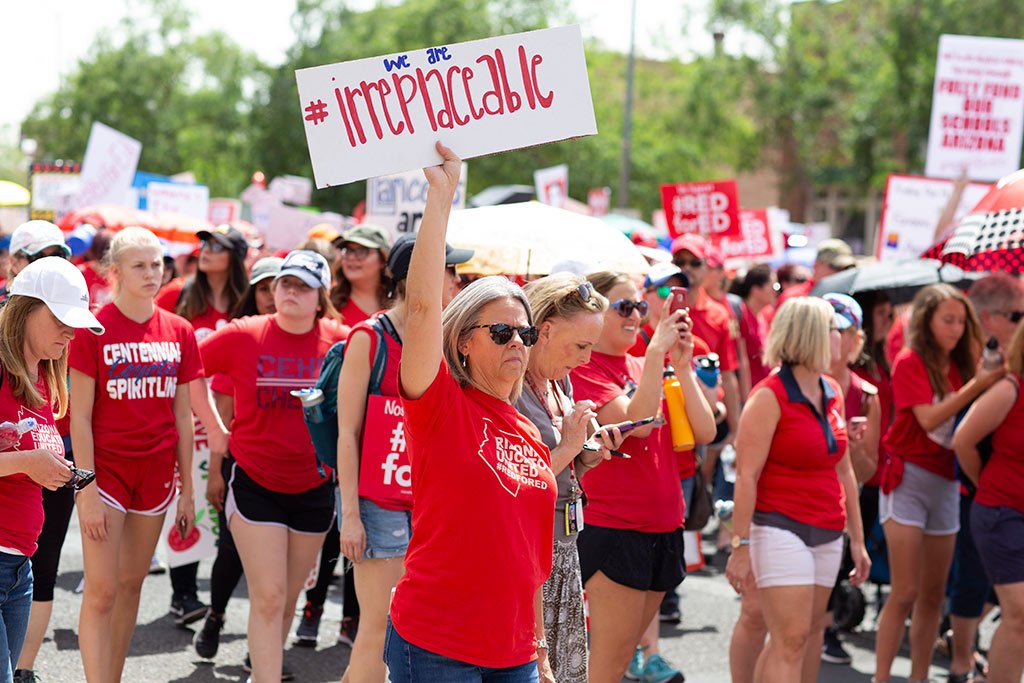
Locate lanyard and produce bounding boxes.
[526,376,580,498]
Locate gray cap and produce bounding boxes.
[249,256,285,285]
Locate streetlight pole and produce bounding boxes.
[617,0,638,210]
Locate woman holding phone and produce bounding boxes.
[70,228,207,683]
[385,143,562,681]
[569,272,716,683]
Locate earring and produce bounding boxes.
[459,353,468,368]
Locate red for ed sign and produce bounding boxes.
[660,180,741,239]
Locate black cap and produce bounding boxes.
[197,224,248,259]
[386,233,474,282]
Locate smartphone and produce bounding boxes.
[669,286,688,314]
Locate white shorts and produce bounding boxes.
[750,523,844,588]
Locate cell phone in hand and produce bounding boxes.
[669,287,688,314]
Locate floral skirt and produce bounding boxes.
[542,538,588,682]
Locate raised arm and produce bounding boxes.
[400,142,462,400]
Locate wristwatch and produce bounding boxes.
[536,637,549,650]
[730,535,750,549]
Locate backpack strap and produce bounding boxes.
[366,315,398,396]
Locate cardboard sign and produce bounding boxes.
[534,163,568,208]
[925,34,1024,182]
[712,208,782,261]
[268,175,314,206]
[74,122,143,209]
[264,204,346,250]
[295,25,597,188]
[146,181,210,221]
[876,174,991,261]
[208,198,242,225]
[358,395,412,509]
[160,415,218,568]
[660,180,741,239]
[365,164,468,239]
[29,162,81,221]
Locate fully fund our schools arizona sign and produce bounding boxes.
[295,26,597,188]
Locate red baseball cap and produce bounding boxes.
[670,233,708,260]
[705,244,724,269]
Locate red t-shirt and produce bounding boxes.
[627,323,656,358]
[754,366,849,530]
[570,351,684,532]
[69,305,204,462]
[0,372,64,556]
[690,290,739,372]
[883,348,962,480]
[156,278,231,342]
[740,301,770,387]
[80,262,113,310]
[853,363,893,487]
[978,376,1024,512]
[340,299,373,327]
[199,315,349,493]
[391,361,555,668]
[776,279,814,308]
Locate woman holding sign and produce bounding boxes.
[198,250,349,682]
[70,228,208,683]
[336,232,471,682]
[385,143,565,681]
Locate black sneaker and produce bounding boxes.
[170,596,208,628]
[193,611,224,659]
[243,653,295,681]
[821,627,852,665]
[294,601,323,647]
[339,615,359,647]
[13,670,38,683]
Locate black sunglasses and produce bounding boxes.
[609,299,649,318]
[1002,310,1024,323]
[25,250,70,264]
[468,323,539,347]
[64,466,96,491]
[199,239,227,253]
[673,257,705,269]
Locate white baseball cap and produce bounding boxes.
[9,257,105,334]
[10,220,72,258]
[275,250,331,289]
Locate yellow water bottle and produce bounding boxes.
[663,366,695,451]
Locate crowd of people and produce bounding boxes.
[0,147,1022,683]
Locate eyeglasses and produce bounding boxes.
[468,323,539,347]
[673,257,704,269]
[1000,310,1024,323]
[573,281,596,302]
[64,467,96,491]
[609,299,649,318]
[339,245,372,260]
[200,240,227,254]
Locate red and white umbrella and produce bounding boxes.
[926,169,1024,272]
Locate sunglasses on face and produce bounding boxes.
[339,245,372,260]
[468,323,539,347]
[65,467,96,491]
[609,299,649,318]
[673,257,704,269]
[1001,310,1024,323]
[23,249,69,263]
[200,240,227,254]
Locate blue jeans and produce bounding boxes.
[385,618,539,682]
[0,552,33,683]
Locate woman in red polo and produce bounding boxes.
[385,144,557,681]
[726,296,869,682]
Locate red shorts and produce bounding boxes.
[95,450,178,515]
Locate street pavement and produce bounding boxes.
[34,512,995,682]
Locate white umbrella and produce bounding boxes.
[446,202,649,276]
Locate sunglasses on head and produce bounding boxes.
[200,240,227,253]
[609,299,649,318]
[64,467,96,491]
[573,281,596,302]
[468,323,539,347]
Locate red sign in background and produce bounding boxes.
[660,180,741,240]
[712,208,776,260]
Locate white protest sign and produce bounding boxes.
[74,122,143,208]
[269,175,314,206]
[876,174,991,261]
[264,203,346,250]
[146,181,210,221]
[534,163,568,208]
[366,163,468,239]
[925,34,1024,182]
[295,25,597,188]
[159,416,217,568]
[208,198,242,225]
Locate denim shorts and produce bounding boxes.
[384,617,539,682]
[359,499,411,560]
[879,461,959,535]
[971,502,1024,586]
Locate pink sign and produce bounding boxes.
[660,179,741,239]
[712,208,776,260]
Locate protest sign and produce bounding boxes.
[29,161,81,221]
[876,174,991,261]
[588,187,611,216]
[358,396,412,508]
[534,164,568,208]
[269,175,314,206]
[160,416,217,568]
[264,203,346,250]
[295,25,597,188]
[660,179,741,240]
[208,198,242,225]
[146,181,210,221]
[925,34,1024,182]
[365,163,468,239]
[712,208,783,261]
[74,122,142,209]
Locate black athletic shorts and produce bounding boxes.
[225,462,334,535]
[577,524,685,592]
